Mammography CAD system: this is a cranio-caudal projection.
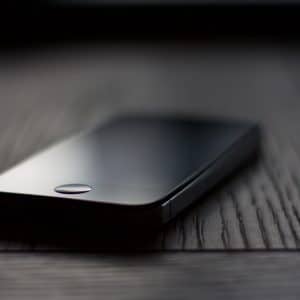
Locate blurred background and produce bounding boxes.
[2,1,300,171]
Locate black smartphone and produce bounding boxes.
[0,116,259,228]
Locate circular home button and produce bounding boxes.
[55,184,92,194]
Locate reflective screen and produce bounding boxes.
[0,117,249,205]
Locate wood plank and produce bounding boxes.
[1,43,300,249]
[0,252,299,299]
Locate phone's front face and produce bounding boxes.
[0,117,247,206]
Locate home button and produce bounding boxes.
[55,184,92,194]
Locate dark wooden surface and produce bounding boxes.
[0,252,298,300]
[1,41,300,298]
[2,42,300,250]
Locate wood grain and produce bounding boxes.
[1,43,300,249]
[0,252,299,299]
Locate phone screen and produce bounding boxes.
[0,117,248,205]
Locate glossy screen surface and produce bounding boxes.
[0,117,250,205]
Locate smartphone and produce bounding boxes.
[0,116,259,228]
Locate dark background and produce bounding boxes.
[2,3,300,46]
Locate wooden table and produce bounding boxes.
[1,41,300,298]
